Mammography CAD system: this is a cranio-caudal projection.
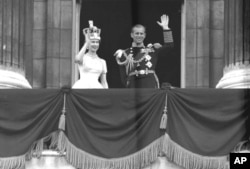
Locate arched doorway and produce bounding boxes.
[78,0,183,88]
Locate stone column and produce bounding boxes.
[209,0,225,87]
[0,0,32,88]
[185,0,225,88]
[185,0,210,88]
[216,0,250,88]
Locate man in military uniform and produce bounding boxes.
[114,14,174,88]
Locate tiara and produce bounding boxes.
[83,20,101,40]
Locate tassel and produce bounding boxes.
[58,93,66,131]
[58,113,65,131]
[160,93,168,129]
[160,107,167,129]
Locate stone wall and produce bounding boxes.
[30,0,74,88]
[185,0,224,88]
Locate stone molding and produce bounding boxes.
[216,63,250,88]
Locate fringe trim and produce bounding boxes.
[232,139,250,152]
[0,131,60,169]
[162,134,230,169]
[0,155,25,169]
[26,131,60,159]
[0,131,233,169]
[58,131,165,169]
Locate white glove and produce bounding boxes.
[147,43,153,48]
[114,49,124,59]
[153,43,162,49]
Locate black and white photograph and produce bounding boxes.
[0,0,250,169]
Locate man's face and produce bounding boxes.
[131,27,146,45]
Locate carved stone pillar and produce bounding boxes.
[216,0,250,88]
[0,0,31,88]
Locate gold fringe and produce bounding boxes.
[0,131,60,169]
[0,155,25,169]
[232,139,250,152]
[26,131,60,159]
[0,131,233,169]
[58,131,165,169]
[162,134,230,169]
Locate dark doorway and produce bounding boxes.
[80,0,182,88]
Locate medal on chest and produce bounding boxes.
[126,45,155,71]
[140,47,154,68]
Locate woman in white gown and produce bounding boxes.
[72,21,108,89]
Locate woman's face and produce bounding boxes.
[88,39,100,52]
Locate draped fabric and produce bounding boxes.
[0,88,249,169]
[65,89,165,158]
[167,88,250,156]
[0,89,63,157]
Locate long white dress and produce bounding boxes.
[72,54,107,89]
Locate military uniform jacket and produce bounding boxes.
[117,30,174,88]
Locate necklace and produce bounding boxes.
[128,47,146,64]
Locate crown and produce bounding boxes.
[83,20,101,40]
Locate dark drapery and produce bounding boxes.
[66,89,166,158]
[167,89,250,156]
[0,88,249,169]
[0,89,63,157]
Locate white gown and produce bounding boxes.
[72,54,107,89]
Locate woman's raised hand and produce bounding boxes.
[83,28,90,45]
